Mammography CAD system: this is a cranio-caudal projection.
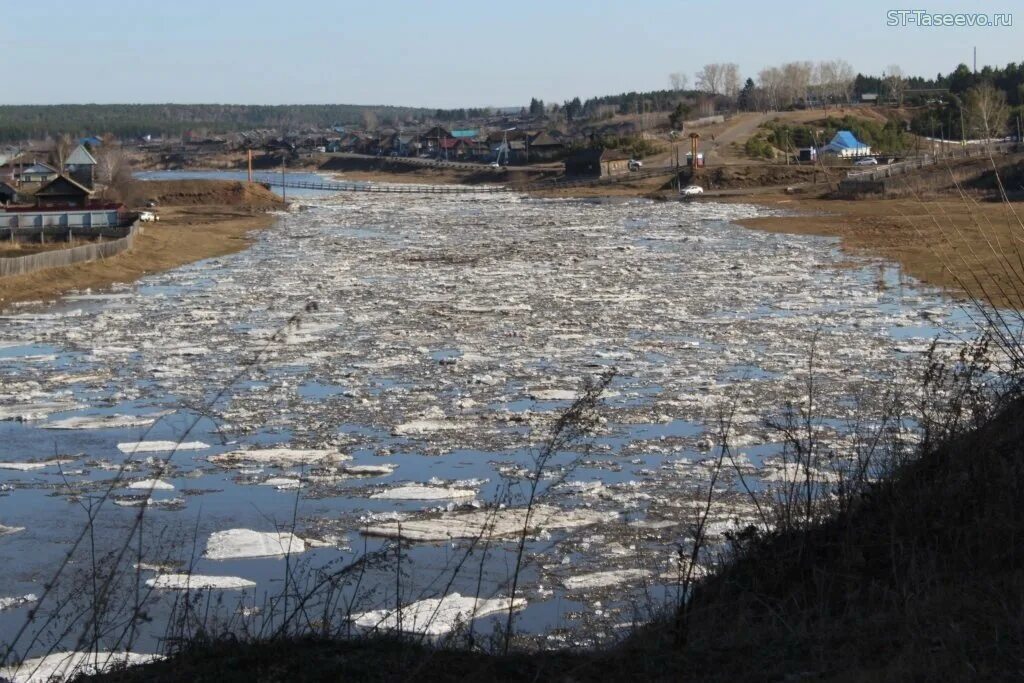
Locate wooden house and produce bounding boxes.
[34,174,93,209]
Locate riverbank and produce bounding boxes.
[734,192,1024,310]
[0,180,283,310]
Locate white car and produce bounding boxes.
[680,185,704,196]
[138,211,158,222]
[489,161,501,168]
[628,159,643,171]
[854,157,878,166]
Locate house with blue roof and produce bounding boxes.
[819,130,871,158]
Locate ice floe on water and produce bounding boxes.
[362,505,614,542]
[353,593,526,636]
[203,529,306,560]
[0,652,160,682]
[0,594,36,611]
[369,484,477,501]
[560,569,652,591]
[145,574,256,590]
[117,440,210,454]
[0,402,82,421]
[125,478,175,490]
[341,463,396,476]
[0,190,992,652]
[209,447,347,467]
[42,411,172,430]
[0,459,74,471]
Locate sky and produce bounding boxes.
[2,0,1021,107]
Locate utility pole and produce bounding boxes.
[281,150,286,203]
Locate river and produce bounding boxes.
[0,181,976,665]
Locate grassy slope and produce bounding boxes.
[87,397,1024,682]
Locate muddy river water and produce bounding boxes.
[0,186,978,669]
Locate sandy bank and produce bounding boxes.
[736,193,1024,310]
[0,180,283,310]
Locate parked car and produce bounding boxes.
[138,211,158,222]
[854,157,878,166]
[628,159,643,171]
[489,161,501,168]
[680,185,704,196]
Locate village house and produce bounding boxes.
[33,174,94,209]
[0,181,17,205]
[564,147,632,177]
[527,130,566,161]
[18,162,59,185]
[818,130,871,158]
[419,126,452,155]
[65,144,98,189]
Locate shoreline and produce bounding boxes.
[0,206,278,311]
[6,165,1019,312]
[731,192,1024,310]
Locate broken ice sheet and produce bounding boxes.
[0,594,36,611]
[369,484,476,501]
[361,504,615,542]
[209,448,348,468]
[353,593,526,636]
[117,440,209,454]
[42,411,173,430]
[560,569,652,591]
[0,190,985,646]
[0,458,76,471]
[145,574,256,590]
[203,529,306,560]
[0,652,161,683]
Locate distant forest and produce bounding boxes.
[0,104,435,142]
[3,61,1023,143]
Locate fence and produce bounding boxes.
[0,222,139,277]
[0,207,128,230]
[844,142,1019,183]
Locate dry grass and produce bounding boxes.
[0,206,277,309]
[739,194,1024,309]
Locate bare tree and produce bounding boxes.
[696,63,724,95]
[669,72,689,92]
[965,82,1010,142]
[780,61,814,107]
[722,63,741,100]
[95,143,132,201]
[361,110,378,131]
[52,134,74,174]
[758,67,783,111]
[835,59,856,104]
[816,60,837,107]
[885,65,906,106]
[814,59,855,107]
